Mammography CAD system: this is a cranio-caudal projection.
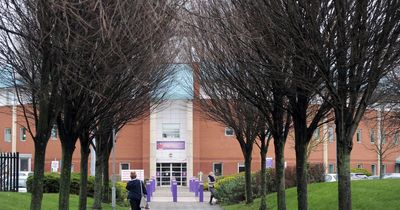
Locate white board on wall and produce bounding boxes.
[121,169,145,181]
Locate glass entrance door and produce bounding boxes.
[156,162,187,186]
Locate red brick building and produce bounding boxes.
[0,65,399,186]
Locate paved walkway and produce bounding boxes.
[148,186,222,210]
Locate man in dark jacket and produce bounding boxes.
[126,171,147,210]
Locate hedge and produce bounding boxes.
[351,168,372,176]
[214,163,325,204]
[26,172,128,205]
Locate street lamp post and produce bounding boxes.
[111,129,116,210]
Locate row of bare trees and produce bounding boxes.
[185,1,400,210]
[0,1,182,210]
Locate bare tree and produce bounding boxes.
[263,1,400,210]
[46,1,180,209]
[184,2,291,209]
[254,128,272,210]
[0,1,67,209]
[363,106,400,179]
[193,66,266,204]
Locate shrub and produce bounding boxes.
[213,163,325,205]
[351,168,372,176]
[26,172,127,203]
[214,172,259,204]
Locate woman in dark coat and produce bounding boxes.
[126,172,147,210]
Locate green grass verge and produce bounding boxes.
[222,179,400,210]
[0,192,130,210]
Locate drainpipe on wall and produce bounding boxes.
[377,107,383,176]
[323,118,328,174]
[11,91,17,153]
[90,138,96,176]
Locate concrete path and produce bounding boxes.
[148,186,222,210]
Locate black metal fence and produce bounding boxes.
[0,152,19,192]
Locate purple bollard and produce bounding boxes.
[172,181,178,202]
[194,180,199,197]
[146,182,151,202]
[199,181,204,202]
[152,179,156,192]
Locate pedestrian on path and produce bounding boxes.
[208,171,216,205]
[126,171,147,210]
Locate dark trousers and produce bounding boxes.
[129,198,141,210]
[209,187,215,203]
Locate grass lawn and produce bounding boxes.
[222,179,400,210]
[0,192,131,210]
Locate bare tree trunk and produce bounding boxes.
[379,154,384,179]
[93,149,104,210]
[79,137,90,210]
[336,115,352,210]
[259,147,267,210]
[30,140,48,210]
[295,142,308,210]
[59,141,75,210]
[102,154,110,203]
[275,140,286,210]
[244,150,253,204]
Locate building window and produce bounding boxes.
[162,123,180,138]
[20,127,27,141]
[120,163,130,171]
[328,164,335,173]
[395,132,399,145]
[213,162,223,176]
[371,164,376,175]
[225,127,234,136]
[312,127,320,140]
[328,127,334,143]
[382,133,386,144]
[51,125,58,139]
[20,158,29,171]
[356,129,362,143]
[357,164,363,169]
[4,128,11,142]
[238,163,245,173]
[370,129,375,144]
[381,164,386,175]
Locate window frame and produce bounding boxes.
[225,127,234,136]
[371,164,376,175]
[356,129,362,143]
[370,129,375,144]
[328,127,334,143]
[4,127,11,142]
[162,123,180,139]
[20,127,27,141]
[328,164,335,173]
[213,162,223,176]
[237,163,245,173]
[120,163,130,171]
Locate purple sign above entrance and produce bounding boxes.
[156,141,185,150]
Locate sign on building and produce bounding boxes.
[51,160,59,172]
[121,169,145,181]
[266,157,273,168]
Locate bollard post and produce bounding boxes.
[194,180,199,197]
[199,181,204,202]
[172,181,178,202]
[146,182,151,202]
[152,178,156,192]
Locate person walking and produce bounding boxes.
[208,171,216,205]
[126,171,147,210]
